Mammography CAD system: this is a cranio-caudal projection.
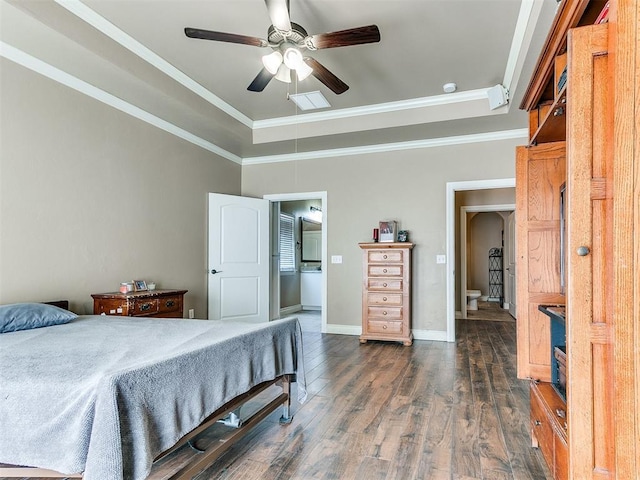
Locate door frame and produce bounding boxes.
[263,191,328,333]
[460,204,515,320]
[446,179,515,342]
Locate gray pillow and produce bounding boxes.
[0,303,77,333]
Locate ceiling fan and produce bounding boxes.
[184,0,380,95]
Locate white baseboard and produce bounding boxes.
[280,304,302,316]
[325,324,362,336]
[455,310,462,319]
[323,324,448,342]
[412,329,448,342]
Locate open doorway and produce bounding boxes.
[264,192,327,334]
[445,179,515,342]
[460,205,515,320]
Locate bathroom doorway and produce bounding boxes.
[264,192,327,334]
[460,205,515,320]
[445,179,515,342]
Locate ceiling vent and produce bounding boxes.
[289,91,331,110]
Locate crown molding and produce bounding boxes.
[2,40,528,167]
[55,0,543,143]
[54,0,253,128]
[2,40,529,167]
[242,129,528,165]
[252,89,491,130]
[0,42,243,164]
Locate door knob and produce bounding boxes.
[211,269,223,274]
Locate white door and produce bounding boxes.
[208,193,270,322]
[507,211,517,318]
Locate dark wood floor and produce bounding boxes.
[150,319,552,480]
[3,319,551,480]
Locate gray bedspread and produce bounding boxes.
[0,315,306,479]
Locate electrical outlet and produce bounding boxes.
[331,255,343,264]
[188,309,195,319]
[436,255,446,264]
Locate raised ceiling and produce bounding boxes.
[0,0,558,163]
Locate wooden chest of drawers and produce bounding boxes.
[359,242,414,346]
[91,289,188,318]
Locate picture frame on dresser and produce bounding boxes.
[133,280,148,291]
[378,221,397,243]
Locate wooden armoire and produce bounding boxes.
[515,0,639,478]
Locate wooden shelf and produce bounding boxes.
[530,87,566,145]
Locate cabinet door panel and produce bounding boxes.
[566,24,613,479]
[527,230,562,293]
[516,142,566,381]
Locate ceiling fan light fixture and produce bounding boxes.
[275,64,292,83]
[283,47,304,70]
[296,61,313,81]
[262,51,283,74]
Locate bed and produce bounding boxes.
[0,302,306,479]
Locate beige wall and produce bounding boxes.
[0,60,241,315]
[1,59,523,335]
[468,212,504,297]
[242,140,522,335]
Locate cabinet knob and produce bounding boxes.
[383,311,387,315]
[383,325,387,329]
[383,254,388,259]
[383,269,388,273]
[535,420,542,426]
[383,297,387,301]
[166,300,175,308]
[383,283,388,287]
[577,246,590,256]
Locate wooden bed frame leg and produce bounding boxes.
[279,374,293,424]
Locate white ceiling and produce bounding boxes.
[0,0,558,163]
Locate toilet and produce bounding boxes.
[467,290,482,310]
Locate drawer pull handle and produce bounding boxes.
[534,420,542,426]
[383,325,387,329]
[166,300,175,308]
[383,311,387,315]
[383,297,387,301]
[383,283,387,287]
[556,409,566,419]
[141,303,152,311]
[383,269,388,273]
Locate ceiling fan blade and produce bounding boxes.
[247,67,275,92]
[264,0,291,33]
[185,27,267,47]
[306,25,380,50]
[304,57,349,95]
